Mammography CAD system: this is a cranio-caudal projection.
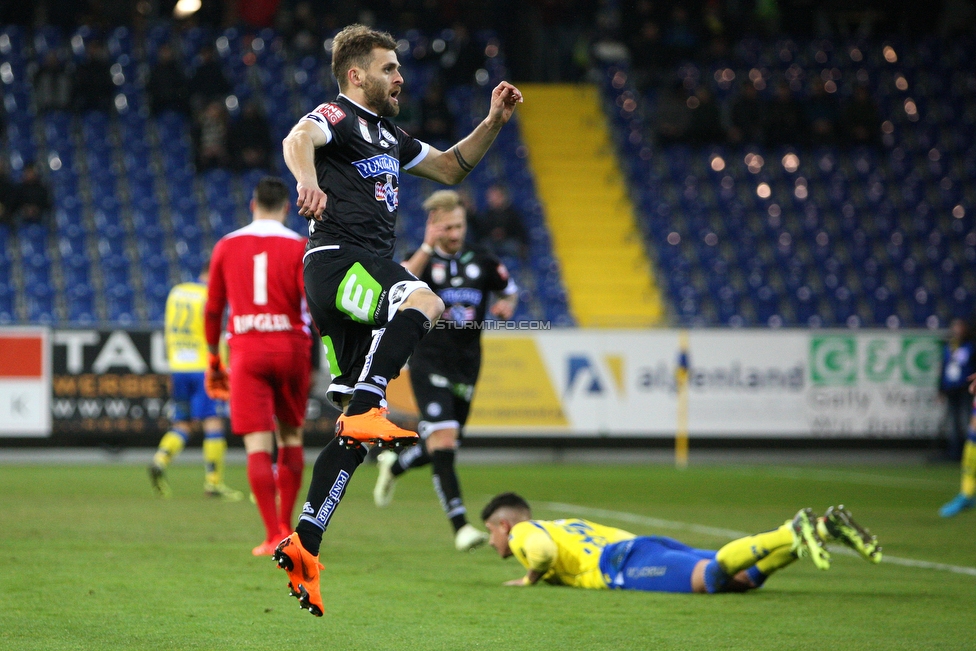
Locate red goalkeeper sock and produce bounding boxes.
[247,451,280,544]
[276,445,304,534]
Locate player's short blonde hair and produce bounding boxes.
[422,190,464,216]
[331,24,398,91]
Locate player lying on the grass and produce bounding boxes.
[481,493,881,593]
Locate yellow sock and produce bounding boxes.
[754,545,797,575]
[153,431,187,469]
[716,523,794,575]
[203,435,227,487]
[962,440,976,498]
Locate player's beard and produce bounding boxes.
[363,74,399,117]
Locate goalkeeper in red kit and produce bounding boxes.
[204,176,314,556]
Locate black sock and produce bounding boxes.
[346,308,431,416]
[392,442,431,477]
[295,438,367,556]
[431,449,467,532]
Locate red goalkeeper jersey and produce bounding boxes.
[205,219,309,350]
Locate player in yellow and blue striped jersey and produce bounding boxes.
[148,262,242,501]
[482,493,881,593]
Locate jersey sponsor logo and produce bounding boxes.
[431,263,446,285]
[337,262,382,324]
[351,154,400,180]
[439,287,482,305]
[358,117,373,143]
[232,313,293,334]
[374,174,399,212]
[316,103,346,125]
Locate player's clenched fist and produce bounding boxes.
[296,182,327,220]
[204,352,230,401]
[486,81,523,128]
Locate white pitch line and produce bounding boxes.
[539,502,976,578]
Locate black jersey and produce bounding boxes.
[300,94,429,259]
[411,247,517,383]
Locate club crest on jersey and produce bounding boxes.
[352,154,399,180]
[316,103,346,125]
[380,126,396,143]
[358,117,372,143]
[431,263,446,285]
[374,173,399,212]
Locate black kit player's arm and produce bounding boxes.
[408,81,523,185]
[283,120,329,219]
[484,255,519,320]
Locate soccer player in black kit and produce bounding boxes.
[274,24,523,617]
[372,190,518,551]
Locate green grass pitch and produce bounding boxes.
[1,459,973,650]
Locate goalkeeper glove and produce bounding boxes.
[204,352,230,401]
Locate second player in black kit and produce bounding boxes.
[373,189,518,552]
[276,23,523,616]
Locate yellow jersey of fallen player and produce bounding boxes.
[508,519,636,589]
[164,282,209,372]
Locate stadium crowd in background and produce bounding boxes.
[0,161,52,227]
[938,319,976,462]
[203,176,313,556]
[373,188,518,551]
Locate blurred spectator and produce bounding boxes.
[764,82,805,147]
[629,21,664,91]
[230,102,273,171]
[188,45,231,112]
[0,160,16,226]
[13,163,53,225]
[805,78,840,145]
[193,101,231,171]
[472,184,528,259]
[654,80,691,144]
[417,81,455,144]
[72,40,114,113]
[283,1,322,55]
[841,84,881,147]
[32,52,72,113]
[147,43,190,115]
[938,0,976,37]
[727,81,765,145]
[662,6,699,64]
[939,318,976,461]
[440,23,483,86]
[686,87,723,145]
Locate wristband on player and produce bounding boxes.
[420,243,434,255]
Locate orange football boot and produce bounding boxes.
[273,533,325,617]
[335,407,419,449]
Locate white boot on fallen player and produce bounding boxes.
[455,523,489,551]
[373,450,398,507]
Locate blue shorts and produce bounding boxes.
[600,536,717,593]
[171,372,224,422]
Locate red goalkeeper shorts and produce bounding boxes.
[228,336,311,434]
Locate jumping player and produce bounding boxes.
[273,24,522,616]
[482,493,882,593]
[372,190,518,552]
[204,177,312,556]
[149,263,242,501]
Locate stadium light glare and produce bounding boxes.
[174,0,202,18]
